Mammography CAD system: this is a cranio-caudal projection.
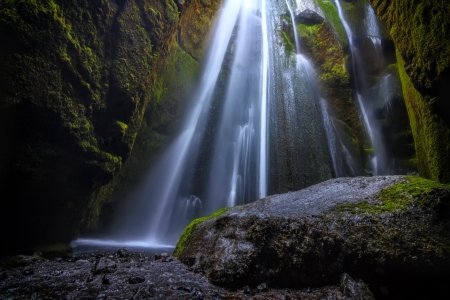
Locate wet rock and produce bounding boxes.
[22,268,34,276]
[340,273,374,299]
[129,276,145,284]
[50,270,63,276]
[94,258,117,275]
[257,283,268,292]
[193,289,204,299]
[0,250,383,299]
[117,249,128,257]
[295,9,324,26]
[102,275,110,285]
[155,253,168,260]
[243,286,252,294]
[75,259,92,270]
[6,255,42,268]
[178,175,450,296]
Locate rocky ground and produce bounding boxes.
[0,250,373,299]
[3,175,450,299]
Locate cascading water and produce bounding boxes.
[334,0,402,175]
[72,0,414,250]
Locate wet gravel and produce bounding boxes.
[0,250,364,299]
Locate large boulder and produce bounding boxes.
[176,175,450,298]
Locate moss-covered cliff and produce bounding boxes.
[368,0,450,183]
[0,0,220,254]
[86,0,222,235]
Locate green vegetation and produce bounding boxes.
[397,51,450,183]
[116,121,128,135]
[281,29,295,53]
[368,0,450,183]
[32,243,72,258]
[174,207,231,257]
[315,0,347,46]
[338,176,450,214]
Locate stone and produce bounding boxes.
[117,249,128,258]
[177,176,450,297]
[75,259,92,270]
[340,273,374,299]
[22,268,34,276]
[0,250,417,298]
[94,258,117,275]
[129,276,145,284]
[295,9,324,26]
[50,270,63,276]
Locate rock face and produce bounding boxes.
[0,0,221,254]
[295,9,324,26]
[368,0,450,183]
[177,175,450,298]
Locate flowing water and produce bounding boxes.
[72,0,412,250]
[334,0,402,175]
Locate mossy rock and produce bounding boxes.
[32,243,72,259]
[0,0,189,254]
[174,207,231,257]
[314,0,348,46]
[337,175,449,214]
[177,176,450,298]
[368,0,450,183]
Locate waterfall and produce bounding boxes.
[72,0,413,250]
[334,0,398,175]
[259,0,269,199]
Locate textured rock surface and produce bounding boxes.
[0,0,179,253]
[178,175,450,298]
[368,0,450,183]
[0,0,221,254]
[0,251,374,299]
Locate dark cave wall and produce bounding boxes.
[0,0,220,254]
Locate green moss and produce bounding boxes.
[116,121,128,135]
[281,29,295,53]
[32,243,72,258]
[148,42,199,131]
[396,50,450,183]
[338,176,450,214]
[369,0,450,91]
[297,23,321,39]
[174,207,231,257]
[364,147,374,155]
[315,0,348,46]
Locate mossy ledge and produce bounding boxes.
[337,175,450,214]
[174,207,231,257]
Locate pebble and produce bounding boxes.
[22,268,34,276]
[129,276,145,284]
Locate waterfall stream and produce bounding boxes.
[72,0,413,250]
